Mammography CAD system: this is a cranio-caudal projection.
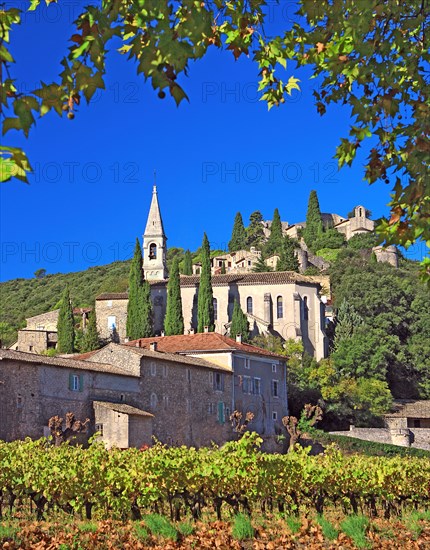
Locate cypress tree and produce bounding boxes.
[81,311,100,352]
[57,285,75,353]
[228,212,247,252]
[127,238,153,339]
[246,211,265,249]
[302,190,323,251]
[220,260,226,274]
[164,258,184,335]
[182,249,193,275]
[197,233,214,332]
[277,236,300,272]
[252,254,272,272]
[140,280,153,338]
[333,299,363,351]
[230,301,249,342]
[264,208,283,257]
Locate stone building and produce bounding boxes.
[0,331,287,449]
[95,186,328,360]
[9,308,92,354]
[124,332,289,440]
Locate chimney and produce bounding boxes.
[124,337,129,343]
[150,342,157,352]
[189,327,195,335]
[204,326,209,333]
[135,341,140,348]
[161,330,165,337]
[236,333,242,343]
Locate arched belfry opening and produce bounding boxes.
[149,243,157,260]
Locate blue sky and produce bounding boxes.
[0,1,424,281]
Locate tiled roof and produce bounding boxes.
[96,271,319,301]
[121,345,233,371]
[72,343,232,372]
[0,349,138,377]
[179,272,316,287]
[386,400,430,419]
[125,332,285,359]
[93,401,153,417]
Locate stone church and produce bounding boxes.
[96,187,328,360]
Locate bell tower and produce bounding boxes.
[142,185,168,280]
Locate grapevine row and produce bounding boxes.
[1,433,429,521]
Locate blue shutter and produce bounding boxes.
[217,402,225,424]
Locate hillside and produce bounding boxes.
[0,261,130,346]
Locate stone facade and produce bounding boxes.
[96,272,327,360]
[372,245,399,268]
[333,205,375,240]
[25,310,59,331]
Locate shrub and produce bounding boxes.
[144,514,177,541]
[340,515,370,548]
[232,513,254,540]
[177,521,194,536]
[285,516,301,534]
[317,515,338,540]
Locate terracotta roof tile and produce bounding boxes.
[0,349,138,377]
[125,333,285,359]
[93,401,153,417]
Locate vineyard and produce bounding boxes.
[1,433,430,523]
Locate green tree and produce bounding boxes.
[246,211,265,249]
[182,249,193,276]
[314,228,346,252]
[228,212,247,252]
[164,258,184,336]
[197,233,214,333]
[230,301,249,342]
[57,285,75,354]
[302,190,323,251]
[127,238,152,340]
[333,299,363,351]
[34,268,46,279]
[277,236,299,272]
[81,311,100,352]
[263,208,283,257]
[220,261,226,274]
[252,255,272,273]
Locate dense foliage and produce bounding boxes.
[80,311,100,353]
[126,239,153,340]
[56,286,75,354]
[163,258,184,336]
[1,434,429,522]
[277,236,300,272]
[0,260,130,347]
[246,211,265,249]
[196,233,214,333]
[229,301,249,343]
[228,212,247,253]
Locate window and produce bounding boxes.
[16,395,23,409]
[163,365,168,378]
[107,300,112,307]
[242,375,251,394]
[247,260,251,266]
[208,402,215,415]
[149,243,157,259]
[36,325,44,330]
[272,364,277,373]
[246,296,253,314]
[225,406,231,421]
[272,380,279,398]
[209,371,214,385]
[29,345,33,352]
[303,296,309,320]
[150,362,156,376]
[218,260,223,267]
[213,298,218,321]
[186,368,192,382]
[253,377,261,395]
[244,358,250,369]
[163,395,169,409]
[95,423,104,435]
[107,315,116,330]
[150,393,157,408]
[277,296,283,318]
[214,372,224,391]
[69,374,83,392]
[272,411,278,421]
[120,394,125,402]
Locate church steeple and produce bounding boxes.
[142,185,168,280]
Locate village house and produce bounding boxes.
[0,333,286,449]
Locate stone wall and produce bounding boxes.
[330,426,430,451]
[16,329,57,353]
[26,310,59,331]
